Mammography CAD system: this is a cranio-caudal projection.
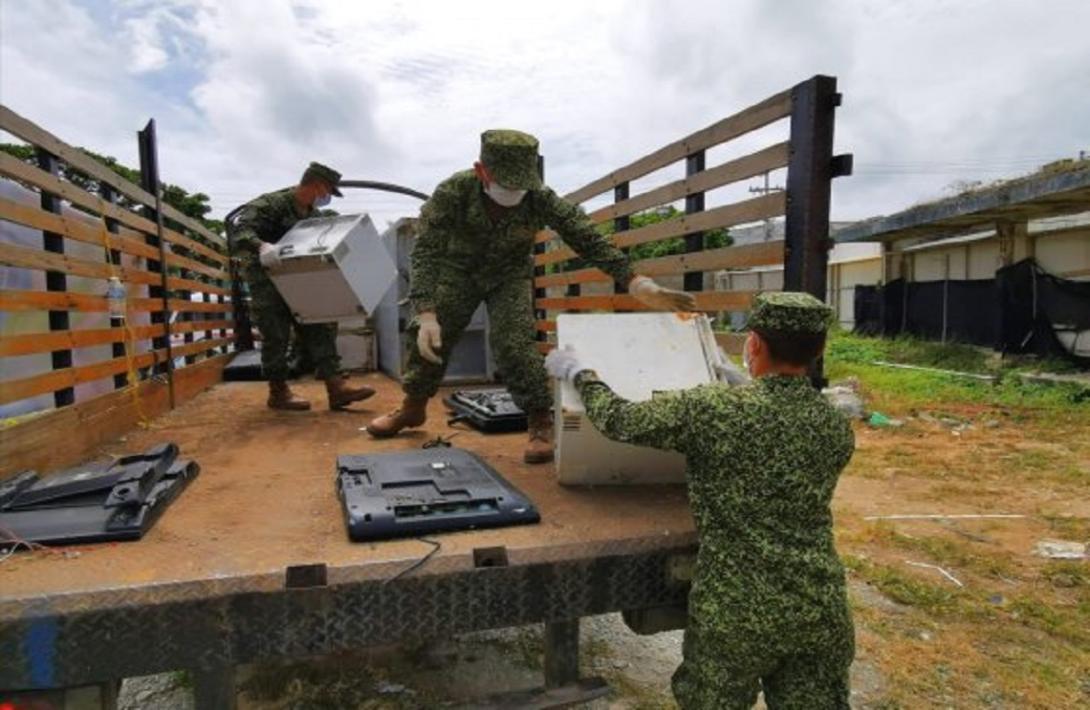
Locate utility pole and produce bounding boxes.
[749,171,784,241]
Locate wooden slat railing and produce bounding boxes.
[534,75,848,363]
[0,103,235,425]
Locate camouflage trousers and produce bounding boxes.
[244,264,340,381]
[672,620,853,709]
[403,276,550,414]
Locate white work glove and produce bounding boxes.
[416,312,443,365]
[258,242,281,269]
[545,345,589,382]
[712,347,750,386]
[630,275,696,311]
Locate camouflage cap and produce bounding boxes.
[480,129,542,190]
[301,162,343,196]
[748,291,834,334]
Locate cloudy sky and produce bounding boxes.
[1,0,1087,227]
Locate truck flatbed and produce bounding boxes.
[1,374,696,707]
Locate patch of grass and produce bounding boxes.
[1042,561,1088,589]
[1040,513,1090,540]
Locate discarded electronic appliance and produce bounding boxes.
[374,218,495,384]
[444,388,528,433]
[554,313,733,485]
[336,448,539,541]
[0,443,199,546]
[264,213,397,324]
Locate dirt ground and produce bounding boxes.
[105,375,1089,709]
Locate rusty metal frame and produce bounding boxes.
[1,540,695,706]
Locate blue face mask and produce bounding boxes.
[313,193,332,208]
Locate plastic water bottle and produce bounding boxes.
[106,277,127,320]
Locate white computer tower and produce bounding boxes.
[554,313,726,485]
[266,213,396,324]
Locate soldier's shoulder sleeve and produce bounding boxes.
[408,173,467,314]
[575,373,697,454]
[229,194,274,253]
[537,188,635,286]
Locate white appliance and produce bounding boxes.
[266,213,396,324]
[554,313,728,485]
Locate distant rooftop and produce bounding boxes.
[834,163,1090,245]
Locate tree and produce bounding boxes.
[0,143,223,234]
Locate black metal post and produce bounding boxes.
[533,156,547,341]
[784,74,843,388]
[684,152,706,293]
[613,182,631,313]
[138,119,176,407]
[100,184,128,389]
[37,149,75,408]
[543,619,580,689]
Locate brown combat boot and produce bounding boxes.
[365,396,429,438]
[325,375,376,410]
[524,411,554,464]
[267,380,311,411]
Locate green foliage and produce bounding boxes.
[597,205,733,261]
[0,142,223,234]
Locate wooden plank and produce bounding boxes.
[0,338,231,406]
[162,226,229,265]
[165,251,228,281]
[586,142,790,224]
[0,321,230,356]
[714,331,747,356]
[536,193,785,267]
[564,89,792,204]
[0,290,167,313]
[534,241,785,288]
[0,105,226,246]
[535,320,557,332]
[0,152,229,267]
[536,342,554,355]
[0,241,160,286]
[165,275,231,297]
[0,324,167,356]
[0,353,230,478]
[169,299,232,313]
[537,290,756,312]
[0,197,161,261]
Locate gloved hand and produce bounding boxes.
[258,242,281,269]
[712,347,750,385]
[416,312,443,365]
[545,345,589,382]
[630,275,696,311]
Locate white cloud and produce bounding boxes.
[1,0,1088,227]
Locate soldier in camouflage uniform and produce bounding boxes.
[229,162,375,411]
[546,292,856,709]
[367,129,695,463]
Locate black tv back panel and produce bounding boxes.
[336,448,539,541]
[444,388,528,433]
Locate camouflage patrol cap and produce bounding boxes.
[300,162,343,196]
[748,291,834,334]
[480,129,542,190]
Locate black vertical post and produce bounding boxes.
[100,184,128,389]
[684,152,706,293]
[784,75,842,388]
[533,155,548,342]
[37,149,75,408]
[138,119,176,406]
[613,182,631,308]
[228,243,254,350]
[543,619,581,688]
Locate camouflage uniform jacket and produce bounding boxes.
[575,373,856,652]
[229,189,337,260]
[409,170,634,314]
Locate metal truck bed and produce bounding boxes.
[0,374,696,707]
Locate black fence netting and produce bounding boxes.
[853,258,1090,365]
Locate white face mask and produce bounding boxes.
[313,193,332,208]
[484,182,527,207]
